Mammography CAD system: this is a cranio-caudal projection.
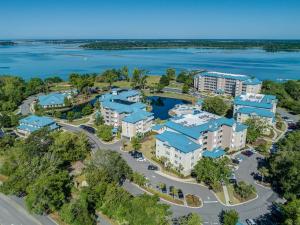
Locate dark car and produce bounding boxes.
[148,165,158,170]
[79,125,96,134]
[232,158,240,164]
[132,151,143,159]
[177,189,184,199]
[242,150,254,157]
[161,186,167,193]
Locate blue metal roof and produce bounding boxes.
[234,94,276,109]
[18,115,57,133]
[165,117,236,140]
[152,124,164,131]
[123,110,153,123]
[237,107,274,118]
[156,131,201,153]
[235,123,248,132]
[243,77,262,85]
[38,93,67,106]
[19,115,55,127]
[197,72,250,81]
[202,148,225,158]
[101,100,146,114]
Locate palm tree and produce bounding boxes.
[259,167,269,182]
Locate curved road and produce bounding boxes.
[61,123,280,225]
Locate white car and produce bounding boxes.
[137,157,146,162]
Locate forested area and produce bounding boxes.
[0,128,172,225]
[262,80,300,115]
[80,39,300,52]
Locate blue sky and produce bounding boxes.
[0,0,299,39]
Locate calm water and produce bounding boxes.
[1,41,300,81]
[147,96,191,120]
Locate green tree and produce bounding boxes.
[245,118,266,143]
[193,158,230,190]
[131,172,147,186]
[101,69,118,88]
[95,114,104,126]
[182,83,189,93]
[67,111,75,122]
[87,149,132,184]
[178,213,203,225]
[166,68,176,81]
[82,103,93,116]
[159,75,170,87]
[64,97,72,107]
[220,210,239,225]
[234,181,256,200]
[25,78,45,96]
[120,66,130,81]
[269,131,300,198]
[131,136,141,151]
[202,96,228,116]
[97,125,113,142]
[25,170,72,214]
[280,199,300,225]
[60,197,96,225]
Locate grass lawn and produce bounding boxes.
[94,75,161,89]
[167,81,183,89]
[227,184,242,204]
[143,186,184,205]
[228,184,257,204]
[144,90,196,103]
[49,82,72,91]
[215,190,226,205]
[185,194,202,207]
[69,117,90,126]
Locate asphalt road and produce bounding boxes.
[61,124,281,225]
[0,194,57,225]
[20,96,36,115]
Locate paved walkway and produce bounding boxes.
[222,185,230,206]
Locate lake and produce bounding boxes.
[1,41,300,81]
[147,96,191,120]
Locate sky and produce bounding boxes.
[0,0,300,39]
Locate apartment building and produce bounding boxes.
[122,110,154,139]
[99,89,154,137]
[17,115,59,137]
[194,71,262,96]
[38,90,76,109]
[155,111,247,175]
[234,93,277,125]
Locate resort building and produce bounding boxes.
[122,110,154,139]
[17,115,59,137]
[194,71,262,96]
[169,100,203,116]
[155,110,247,175]
[234,93,277,125]
[38,91,75,108]
[99,89,154,138]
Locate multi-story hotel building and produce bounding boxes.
[234,93,277,125]
[194,71,262,96]
[155,111,247,175]
[99,89,154,138]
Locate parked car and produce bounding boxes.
[242,150,254,157]
[229,172,237,184]
[232,158,240,164]
[148,165,158,170]
[235,157,243,163]
[79,125,96,134]
[246,219,257,225]
[177,189,184,199]
[137,157,146,162]
[161,185,167,193]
